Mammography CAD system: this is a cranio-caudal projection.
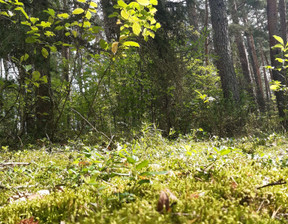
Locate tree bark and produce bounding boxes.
[245,31,266,111]
[230,0,254,100]
[279,0,287,44]
[267,0,288,128]
[209,0,240,102]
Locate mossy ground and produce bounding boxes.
[1,132,288,223]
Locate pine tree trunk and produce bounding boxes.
[245,31,266,111]
[230,0,254,100]
[267,0,288,128]
[209,0,240,102]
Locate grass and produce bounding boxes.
[1,129,288,223]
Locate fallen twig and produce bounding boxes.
[0,162,30,167]
[257,179,287,189]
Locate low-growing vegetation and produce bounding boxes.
[1,128,288,223]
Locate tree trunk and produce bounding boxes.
[186,0,198,31]
[245,31,266,111]
[279,0,287,44]
[267,0,288,128]
[260,47,271,101]
[209,0,240,102]
[230,0,254,100]
[204,0,209,66]
[34,0,53,138]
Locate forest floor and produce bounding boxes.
[1,131,288,223]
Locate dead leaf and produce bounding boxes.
[111,42,119,54]
[157,190,169,213]
[231,181,238,189]
[165,188,178,201]
[17,217,39,224]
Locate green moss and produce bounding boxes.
[1,134,288,223]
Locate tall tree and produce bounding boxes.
[267,0,287,127]
[229,0,254,101]
[209,0,240,102]
[244,28,266,111]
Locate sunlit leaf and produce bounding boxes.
[41,48,49,58]
[57,13,70,19]
[123,41,140,47]
[73,8,85,15]
[137,0,150,6]
[132,22,141,36]
[274,35,284,45]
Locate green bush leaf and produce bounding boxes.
[41,48,49,58]
[274,35,284,45]
[72,8,85,15]
[136,160,149,170]
[137,0,150,6]
[127,156,136,164]
[132,22,141,36]
[123,41,140,47]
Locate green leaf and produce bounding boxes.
[85,11,92,20]
[24,65,32,72]
[138,179,151,185]
[150,0,158,5]
[44,31,55,37]
[136,160,149,170]
[127,156,136,164]
[73,8,85,15]
[44,8,55,17]
[21,21,31,26]
[41,48,49,58]
[57,13,70,19]
[123,41,140,47]
[30,17,39,24]
[49,45,57,52]
[32,71,41,81]
[132,22,141,36]
[25,36,38,44]
[90,2,97,8]
[14,7,29,19]
[99,39,108,50]
[118,0,127,7]
[20,53,29,62]
[72,30,78,37]
[37,21,52,29]
[121,9,129,19]
[137,0,150,6]
[274,35,284,45]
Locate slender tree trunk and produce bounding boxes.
[186,0,198,31]
[245,31,266,111]
[34,0,53,138]
[62,0,70,130]
[279,0,287,44]
[230,0,254,100]
[204,0,209,66]
[260,47,271,101]
[209,0,240,102]
[267,0,288,128]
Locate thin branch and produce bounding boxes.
[257,179,287,189]
[71,108,111,142]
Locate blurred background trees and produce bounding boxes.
[0,0,287,147]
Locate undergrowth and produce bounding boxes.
[1,128,288,223]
